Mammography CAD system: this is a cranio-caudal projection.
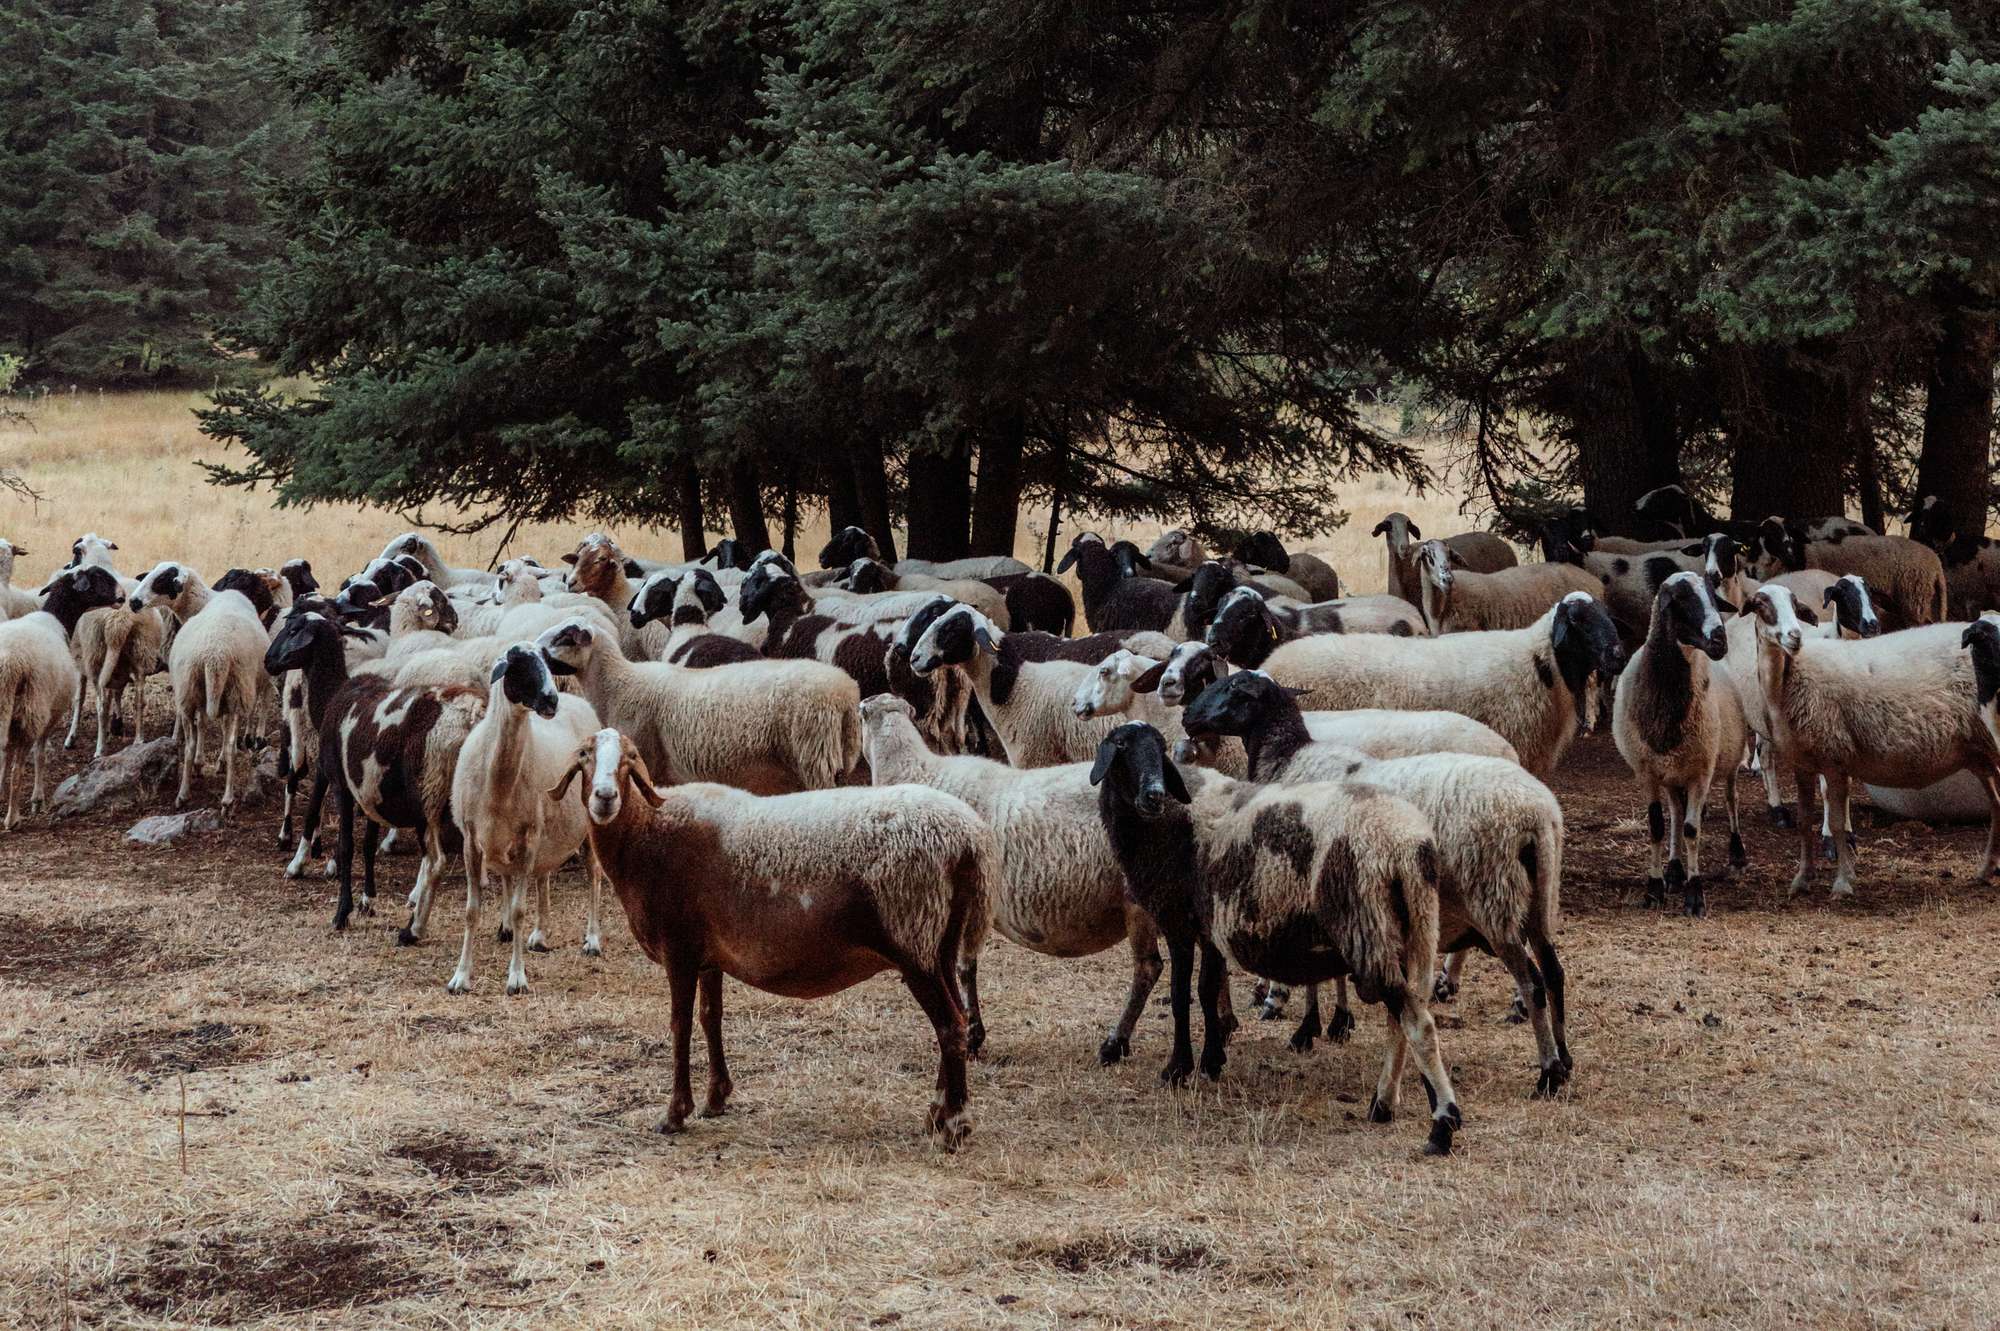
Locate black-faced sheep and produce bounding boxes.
[0,565,124,827]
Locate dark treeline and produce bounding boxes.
[7,2,2000,552]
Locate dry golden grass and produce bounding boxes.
[5,394,1994,1329]
[0,389,1485,595]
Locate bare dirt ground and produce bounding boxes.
[4,703,1998,1330]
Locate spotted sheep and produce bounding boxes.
[0,565,124,828]
[1745,582,2000,899]
[1372,512,1517,607]
[628,567,763,668]
[534,615,859,795]
[264,608,378,860]
[1202,586,1426,670]
[1610,572,1749,917]
[428,645,604,996]
[905,603,1177,768]
[1089,722,1465,1155]
[1572,532,1745,646]
[860,693,1206,1064]
[553,727,994,1147]
[1747,516,1945,631]
[1258,593,1626,779]
[128,562,274,816]
[1181,672,1571,1097]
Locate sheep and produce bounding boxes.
[410,645,604,995]
[555,727,992,1146]
[630,569,764,668]
[1725,574,1881,828]
[1089,722,1465,1154]
[563,536,652,658]
[129,562,272,815]
[264,609,380,861]
[63,584,167,758]
[380,532,500,592]
[446,561,550,637]
[839,557,1012,624]
[862,692,1210,1063]
[906,604,1176,767]
[379,582,463,661]
[535,616,859,793]
[1417,539,1606,635]
[0,566,124,827]
[982,570,1076,636]
[1229,531,1343,602]
[1056,535,1183,633]
[1907,494,2000,618]
[1180,672,1571,1096]
[898,553,1033,581]
[1576,533,1748,644]
[1610,572,1748,916]
[1963,614,2000,751]
[1203,587,1428,668]
[1745,583,2000,897]
[0,538,37,621]
[1373,513,1518,606]
[280,559,318,602]
[1144,528,1207,583]
[1747,518,1946,630]
[1261,592,1627,779]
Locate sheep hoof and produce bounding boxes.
[1819,835,1837,863]
[1787,873,1813,899]
[505,979,528,997]
[527,940,551,955]
[1159,1057,1194,1087]
[1504,996,1529,1025]
[496,926,513,943]
[582,940,602,958]
[1198,1047,1226,1081]
[1663,861,1687,891]
[655,1113,688,1136]
[1098,1035,1130,1065]
[1431,974,1458,1003]
[394,926,419,948]
[1830,879,1856,899]
[445,974,471,994]
[1641,877,1666,908]
[1288,1010,1322,1054]
[1767,805,1794,829]
[1558,1045,1574,1073]
[1728,833,1747,870]
[700,1098,729,1120]
[1329,1008,1355,1045]
[927,1106,971,1151]
[1682,882,1706,918]
[1533,1064,1570,1098]
[1366,1095,1393,1125]
[1422,1108,1461,1157]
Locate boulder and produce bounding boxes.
[51,737,179,818]
[126,808,223,846]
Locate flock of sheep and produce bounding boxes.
[2,477,1998,1154]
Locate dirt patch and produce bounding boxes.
[1015,1233,1220,1274]
[0,913,146,985]
[388,1131,546,1196]
[104,1021,264,1075]
[113,1222,420,1319]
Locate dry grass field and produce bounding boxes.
[3,393,1997,1329]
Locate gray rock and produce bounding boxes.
[51,737,180,818]
[126,808,223,846]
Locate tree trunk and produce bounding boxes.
[1918,305,1997,540]
[727,454,772,554]
[676,462,706,561]
[1856,431,1887,535]
[826,455,862,537]
[969,409,1027,557]
[781,464,798,562]
[1042,485,1063,573]
[1725,346,1851,522]
[1572,342,1682,531]
[849,436,898,564]
[905,442,971,561]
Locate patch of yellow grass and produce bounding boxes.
[0,391,1487,595]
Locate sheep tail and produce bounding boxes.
[1528,811,1564,941]
[202,656,228,721]
[1397,839,1443,1004]
[792,701,856,791]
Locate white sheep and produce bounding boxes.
[379,532,501,592]
[1746,583,2000,897]
[861,693,1196,1063]
[535,616,859,792]
[1610,572,1747,916]
[0,566,124,827]
[0,538,38,620]
[130,562,272,815]
[1416,538,1605,634]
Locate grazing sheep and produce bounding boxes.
[421,645,603,995]
[1611,572,1748,916]
[536,617,859,793]
[1373,513,1517,606]
[0,538,38,621]
[1181,672,1571,1095]
[1090,723,1464,1154]
[0,566,124,827]
[1745,583,2000,897]
[557,727,992,1146]
[1748,518,1946,630]
[1416,539,1607,635]
[862,693,1205,1063]
[906,604,1175,767]
[129,563,272,815]
[1261,593,1626,778]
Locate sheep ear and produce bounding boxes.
[974,625,999,656]
[561,552,579,565]
[9,546,24,557]
[1405,521,1421,540]
[1370,519,1390,537]
[1680,542,1704,556]
[1055,548,1080,574]
[1132,661,1168,693]
[624,560,644,579]
[1169,577,1193,593]
[624,757,666,807]
[1795,604,1821,626]
[1713,596,1740,614]
[1283,685,1312,700]
[1088,744,1116,787]
[106,541,118,550]
[1448,547,1469,568]
[1160,756,1192,805]
[1869,588,1900,620]
[1133,551,1153,569]
[548,758,586,802]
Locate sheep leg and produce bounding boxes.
[656,956,700,1134]
[1395,992,1463,1156]
[0,743,14,832]
[1660,786,1690,909]
[1723,764,1747,872]
[505,876,531,995]
[1825,771,1857,897]
[1158,933,1198,1087]
[218,711,240,819]
[63,673,84,750]
[445,843,485,992]
[1530,931,1572,1074]
[1100,904,1162,1066]
[1432,951,1465,1003]
[1642,791,1667,907]
[1328,979,1355,1045]
[175,705,197,809]
[332,788,357,931]
[91,675,113,759]
[525,872,552,953]
[1289,984,1323,1053]
[28,739,48,814]
[1496,940,1564,1097]
[582,851,605,957]
[358,818,380,915]
[903,964,972,1150]
[958,954,986,1058]
[287,767,330,879]
[1756,737,1793,827]
[1196,941,1230,1080]
[697,966,732,1117]
[407,845,441,938]
[1679,780,1709,917]
[1789,768,1816,897]
[1368,1005,1411,1123]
